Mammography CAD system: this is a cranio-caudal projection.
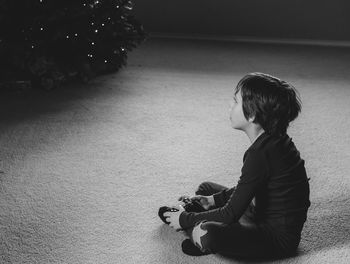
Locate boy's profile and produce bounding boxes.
[158,72,311,258]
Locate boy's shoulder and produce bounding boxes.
[247,133,296,157]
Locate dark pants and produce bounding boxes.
[187,181,298,259]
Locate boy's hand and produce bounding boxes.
[179,195,215,210]
[163,205,185,231]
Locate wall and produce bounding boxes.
[133,0,350,41]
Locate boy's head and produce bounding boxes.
[234,72,302,136]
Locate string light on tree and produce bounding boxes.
[1,0,146,90]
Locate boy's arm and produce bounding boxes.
[179,149,268,229]
[212,187,236,208]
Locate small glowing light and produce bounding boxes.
[75,33,78,37]
[91,42,95,45]
[40,27,43,31]
[104,60,108,63]
[101,23,105,26]
[91,22,94,26]
[107,17,111,20]
[66,35,69,39]
[121,48,125,51]
[116,5,119,8]
[95,29,98,33]
[31,45,35,48]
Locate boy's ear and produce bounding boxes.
[248,116,255,123]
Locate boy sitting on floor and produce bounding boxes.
[159,72,311,258]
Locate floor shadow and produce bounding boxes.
[297,197,350,254]
[0,71,131,127]
[216,253,297,263]
[130,37,350,82]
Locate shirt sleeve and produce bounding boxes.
[213,187,236,208]
[179,149,268,229]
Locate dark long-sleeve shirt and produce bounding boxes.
[179,132,311,232]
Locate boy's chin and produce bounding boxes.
[231,125,242,131]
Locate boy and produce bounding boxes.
[159,72,311,258]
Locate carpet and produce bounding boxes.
[0,37,350,263]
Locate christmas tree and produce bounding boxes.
[0,0,146,90]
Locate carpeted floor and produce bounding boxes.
[0,37,350,263]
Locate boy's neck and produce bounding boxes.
[245,126,265,145]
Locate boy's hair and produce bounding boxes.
[235,72,302,136]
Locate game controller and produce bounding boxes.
[181,198,206,213]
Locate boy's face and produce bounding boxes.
[229,89,251,131]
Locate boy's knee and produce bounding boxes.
[195,181,214,195]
